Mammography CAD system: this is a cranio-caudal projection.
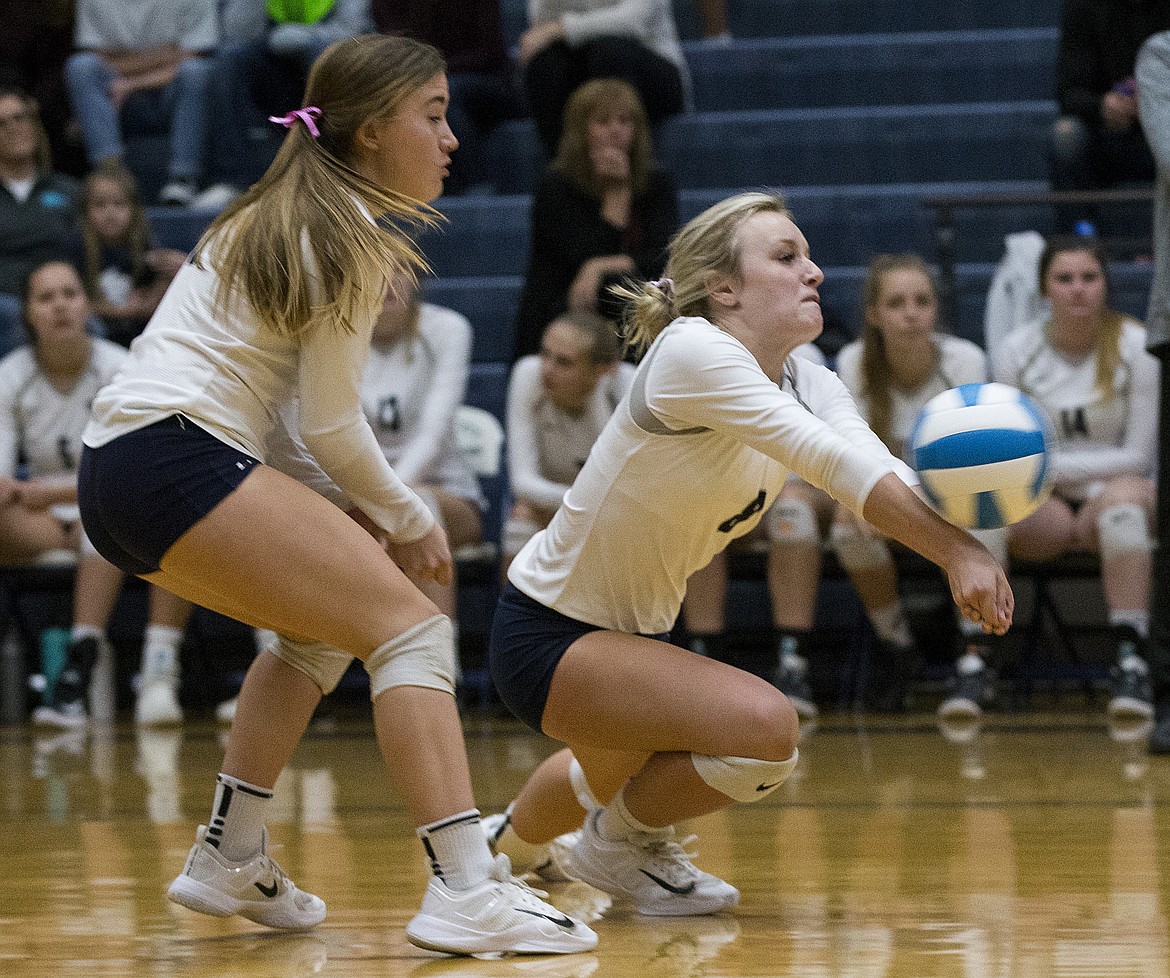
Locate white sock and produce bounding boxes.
[253,628,279,654]
[1108,609,1149,638]
[596,786,668,842]
[956,652,985,676]
[141,624,183,680]
[207,773,272,861]
[418,809,495,890]
[868,601,913,648]
[71,624,104,643]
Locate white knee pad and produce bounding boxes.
[270,635,354,695]
[568,756,601,810]
[365,614,457,699]
[1097,503,1152,561]
[763,497,820,544]
[502,515,541,557]
[830,522,892,571]
[691,749,799,803]
[970,525,1009,567]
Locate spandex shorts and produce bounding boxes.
[79,414,261,576]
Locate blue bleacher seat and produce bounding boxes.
[423,276,523,363]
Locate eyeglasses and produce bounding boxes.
[0,110,35,130]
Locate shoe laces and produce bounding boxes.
[489,853,550,901]
[632,830,702,885]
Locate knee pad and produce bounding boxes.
[1097,503,1152,561]
[970,526,1009,567]
[270,635,354,695]
[568,756,600,810]
[830,522,892,571]
[365,614,457,699]
[690,749,799,803]
[763,497,819,544]
[502,515,541,557]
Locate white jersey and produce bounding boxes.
[361,303,485,509]
[835,333,989,463]
[508,316,904,634]
[506,355,636,512]
[992,317,1160,500]
[0,338,128,484]
[83,253,434,543]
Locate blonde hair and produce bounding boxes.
[79,164,153,300]
[195,34,445,339]
[615,191,791,357]
[1038,239,1126,401]
[552,78,653,198]
[858,253,939,449]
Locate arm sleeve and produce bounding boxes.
[295,320,435,542]
[647,333,899,516]
[1138,32,1170,172]
[505,356,571,511]
[264,403,353,512]
[390,309,472,486]
[1050,348,1161,488]
[561,0,655,46]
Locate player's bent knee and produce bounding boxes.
[365,614,457,699]
[764,497,819,544]
[830,521,892,570]
[270,635,354,695]
[691,750,799,803]
[1097,503,1152,561]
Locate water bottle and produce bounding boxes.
[1074,219,1097,238]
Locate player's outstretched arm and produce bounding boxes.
[860,472,1014,634]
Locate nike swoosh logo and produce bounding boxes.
[516,907,575,928]
[254,879,279,898]
[639,869,697,894]
[757,781,783,792]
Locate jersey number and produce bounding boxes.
[1059,407,1089,440]
[718,490,766,533]
[376,396,401,432]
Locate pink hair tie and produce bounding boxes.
[268,106,322,137]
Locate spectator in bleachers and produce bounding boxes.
[519,0,690,160]
[514,79,678,360]
[1136,29,1170,753]
[361,271,486,633]
[1049,0,1170,230]
[64,0,217,207]
[0,1,83,175]
[370,0,521,195]
[193,0,371,211]
[992,238,1160,726]
[502,310,633,580]
[66,165,185,347]
[0,260,193,728]
[0,87,79,356]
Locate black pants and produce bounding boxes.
[523,36,685,158]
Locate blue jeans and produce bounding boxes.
[65,51,211,180]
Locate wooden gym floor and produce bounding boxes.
[2,706,1169,977]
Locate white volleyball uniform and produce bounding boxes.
[506,355,636,513]
[0,338,129,520]
[508,317,908,635]
[991,318,1160,502]
[360,303,485,510]
[835,333,989,464]
[83,254,434,543]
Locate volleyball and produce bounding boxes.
[907,382,1052,530]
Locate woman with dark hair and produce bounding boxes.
[994,238,1160,726]
[514,77,678,359]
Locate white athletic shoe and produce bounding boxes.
[406,853,598,955]
[482,811,580,883]
[564,811,739,916]
[167,825,326,930]
[135,677,183,726]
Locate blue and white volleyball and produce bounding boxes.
[908,382,1051,530]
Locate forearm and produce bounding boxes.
[860,471,984,571]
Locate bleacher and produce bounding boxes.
[51,0,1150,714]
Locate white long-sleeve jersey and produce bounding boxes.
[508,317,905,634]
[835,333,990,463]
[506,354,636,513]
[361,303,484,508]
[991,317,1160,501]
[83,256,434,543]
[0,338,128,483]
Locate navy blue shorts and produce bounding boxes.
[488,583,669,733]
[79,415,261,576]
